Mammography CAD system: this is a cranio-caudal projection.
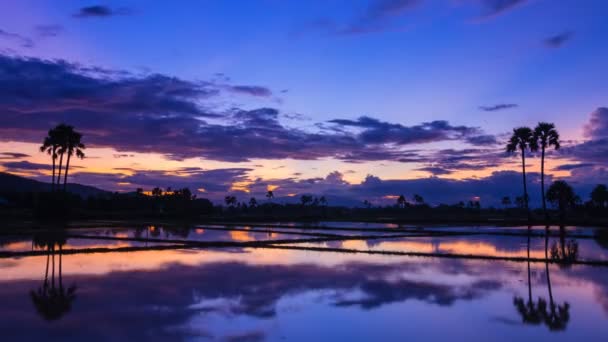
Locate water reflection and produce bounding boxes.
[29,232,77,321]
[1,225,607,340]
[513,227,571,331]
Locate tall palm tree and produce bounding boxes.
[506,127,534,220]
[40,133,57,191]
[532,123,560,220]
[61,127,85,192]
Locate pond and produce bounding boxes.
[1,223,607,341]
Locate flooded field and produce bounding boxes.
[1,223,607,341]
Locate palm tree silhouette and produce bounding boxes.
[543,231,570,330]
[506,127,534,220]
[513,230,543,325]
[40,128,61,191]
[30,232,77,321]
[249,197,258,207]
[590,184,608,208]
[397,195,406,208]
[546,180,576,221]
[266,190,274,202]
[531,123,560,221]
[60,126,86,192]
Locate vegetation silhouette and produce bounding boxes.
[531,123,560,221]
[506,127,534,221]
[29,231,77,321]
[546,181,577,221]
[513,226,571,331]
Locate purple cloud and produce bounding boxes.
[477,0,527,18]
[73,5,133,18]
[227,85,272,97]
[544,31,574,48]
[479,104,518,112]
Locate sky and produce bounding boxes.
[0,0,607,206]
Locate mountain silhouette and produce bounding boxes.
[0,172,107,198]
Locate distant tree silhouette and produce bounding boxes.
[507,127,534,220]
[225,195,237,207]
[249,197,258,207]
[397,195,406,208]
[300,195,313,206]
[501,196,512,208]
[363,200,372,208]
[546,180,576,221]
[152,187,163,197]
[266,190,274,202]
[532,123,560,220]
[413,194,424,205]
[319,196,327,207]
[591,184,608,208]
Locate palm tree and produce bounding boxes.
[300,195,313,206]
[40,128,61,191]
[506,127,534,220]
[591,184,608,208]
[266,190,274,202]
[501,196,512,208]
[319,196,327,207]
[513,230,543,325]
[546,180,576,221]
[397,195,406,208]
[225,195,237,207]
[60,126,85,192]
[532,123,560,220]
[249,197,258,207]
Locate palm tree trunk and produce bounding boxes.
[545,232,555,311]
[521,147,530,221]
[527,230,532,304]
[57,152,64,191]
[541,147,547,221]
[51,147,56,191]
[63,152,72,192]
[44,250,50,288]
[59,245,63,290]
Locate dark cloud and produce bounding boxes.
[73,5,133,18]
[416,166,453,176]
[479,104,518,112]
[0,152,30,160]
[544,31,574,48]
[342,0,421,35]
[35,25,63,38]
[584,107,608,139]
[65,167,251,195]
[477,0,527,18]
[0,54,497,163]
[552,163,594,171]
[0,28,33,48]
[2,160,50,171]
[327,116,493,146]
[227,85,272,97]
[300,0,420,36]
[561,108,608,167]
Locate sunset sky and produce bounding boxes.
[0,0,607,206]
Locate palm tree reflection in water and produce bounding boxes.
[513,226,572,331]
[30,232,77,321]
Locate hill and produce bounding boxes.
[0,172,108,198]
